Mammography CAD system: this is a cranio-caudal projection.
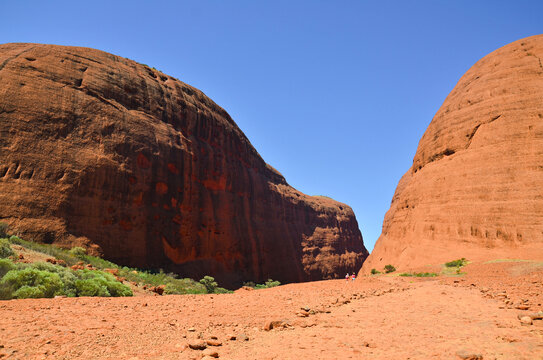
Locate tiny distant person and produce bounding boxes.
[345,273,350,282]
[351,273,356,282]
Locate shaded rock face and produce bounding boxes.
[0,43,368,287]
[362,35,543,273]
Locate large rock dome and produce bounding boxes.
[362,35,543,273]
[0,43,368,287]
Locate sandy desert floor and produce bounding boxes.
[1,260,542,360]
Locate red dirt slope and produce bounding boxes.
[1,260,542,359]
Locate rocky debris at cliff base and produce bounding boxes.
[456,350,483,360]
[188,340,207,350]
[206,339,222,346]
[202,348,219,358]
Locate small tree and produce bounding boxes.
[199,276,217,293]
[384,264,396,273]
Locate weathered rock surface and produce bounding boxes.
[0,43,367,286]
[362,35,543,273]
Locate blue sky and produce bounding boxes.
[1,1,542,251]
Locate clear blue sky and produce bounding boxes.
[1,1,542,251]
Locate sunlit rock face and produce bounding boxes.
[0,43,367,287]
[362,35,543,274]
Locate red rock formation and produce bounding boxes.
[0,43,367,286]
[362,35,543,274]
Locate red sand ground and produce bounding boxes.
[1,260,542,360]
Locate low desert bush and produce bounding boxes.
[0,258,15,278]
[371,268,380,275]
[74,269,132,297]
[445,258,467,268]
[242,279,281,290]
[0,239,14,259]
[68,246,87,257]
[0,261,132,299]
[384,264,396,273]
[199,276,218,293]
[0,267,64,299]
[198,276,232,294]
[255,279,281,289]
[31,261,78,297]
[243,281,256,288]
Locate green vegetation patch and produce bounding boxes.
[198,276,231,294]
[0,236,210,299]
[445,258,467,268]
[384,264,396,273]
[398,272,438,277]
[0,258,133,300]
[243,278,281,289]
[0,238,14,259]
[5,236,207,295]
[2,229,236,296]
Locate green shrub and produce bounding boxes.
[163,283,180,295]
[0,268,63,299]
[73,269,132,297]
[31,262,78,297]
[68,247,87,257]
[255,279,281,289]
[0,258,15,278]
[0,238,14,259]
[445,258,467,268]
[243,281,256,288]
[0,262,132,299]
[371,268,380,275]
[75,277,111,297]
[384,264,396,273]
[199,276,218,293]
[163,280,206,295]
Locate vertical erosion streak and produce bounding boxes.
[243,169,261,280]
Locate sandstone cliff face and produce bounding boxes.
[362,35,543,273]
[0,43,367,286]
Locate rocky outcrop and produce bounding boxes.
[362,35,543,273]
[0,43,367,287]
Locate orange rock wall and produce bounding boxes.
[0,43,367,287]
[362,35,543,273]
